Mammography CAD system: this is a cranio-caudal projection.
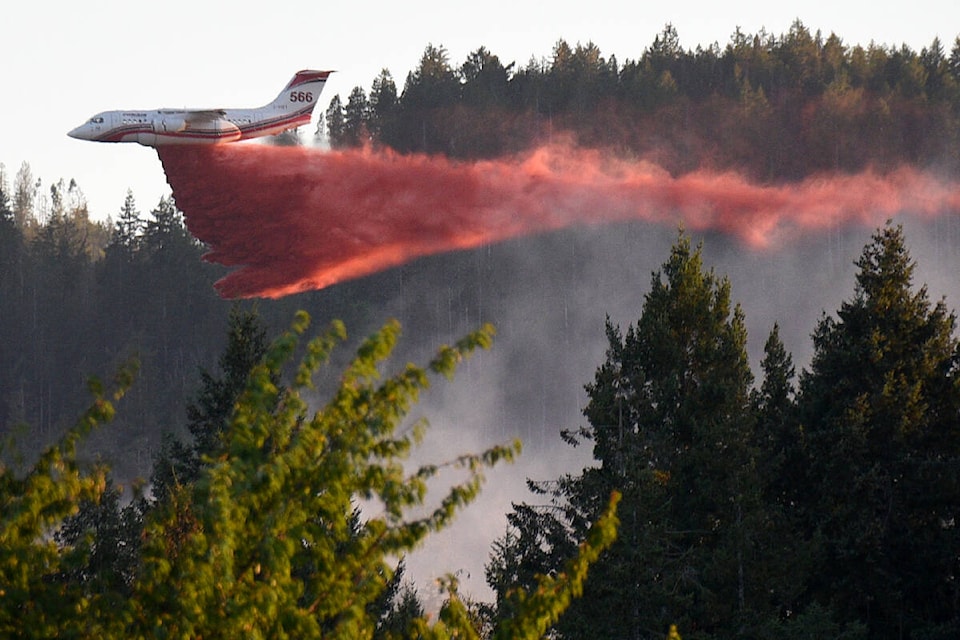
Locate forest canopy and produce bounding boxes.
[324,22,960,179]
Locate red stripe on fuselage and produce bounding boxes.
[236,103,316,138]
[94,99,318,144]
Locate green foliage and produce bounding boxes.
[490,491,620,640]
[0,313,618,639]
[54,478,146,596]
[8,29,960,639]
[0,362,136,638]
[129,314,514,638]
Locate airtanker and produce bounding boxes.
[68,70,332,146]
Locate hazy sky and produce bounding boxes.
[4,0,959,220]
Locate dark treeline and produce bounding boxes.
[326,21,960,179]
[0,176,412,477]
[0,168,518,477]
[0,178,226,477]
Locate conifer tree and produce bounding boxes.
[797,223,960,637]
[368,69,399,144]
[490,232,763,637]
[343,86,371,147]
[54,479,146,596]
[747,326,819,630]
[324,94,346,147]
[150,304,269,501]
[112,189,142,254]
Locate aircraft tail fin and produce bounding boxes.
[266,70,333,111]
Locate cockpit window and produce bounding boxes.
[90,117,104,124]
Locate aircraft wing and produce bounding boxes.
[182,109,228,124]
[150,109,240,138]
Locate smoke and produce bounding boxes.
[157,144,960,299]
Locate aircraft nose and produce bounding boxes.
[68,120,100,140]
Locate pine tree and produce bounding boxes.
[54,479,147,596]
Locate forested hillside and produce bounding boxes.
[325,21,960,178]
[2,21,960,638]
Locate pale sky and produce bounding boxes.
[4,0,960,221]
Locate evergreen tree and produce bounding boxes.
[797,223,960,637]
[99,190,144,335]
[748,326,819,630]
[490,232,763,638]
[455,47,515,156]
[141,195,190,256]
[752,324,801,507]
[54,479,147,597]
[368,68,399,143]
[397,44,460,153]
[460,47,512,108]
[324,94,346,147]
[342,85,371,147]
[373,560,425,639]
[949,36,960,85]
[150,304,269,501]
[112,189,142,254]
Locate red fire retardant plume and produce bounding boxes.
[157,144,960,299]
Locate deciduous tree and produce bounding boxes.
[0,313,618,639]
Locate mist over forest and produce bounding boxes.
[3,21,960,638]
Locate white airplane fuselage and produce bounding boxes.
[68,70,332,146]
